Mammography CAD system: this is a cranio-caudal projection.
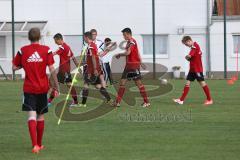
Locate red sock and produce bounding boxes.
[116,86,125,103]
[139,85,149,103]
[28,120,37,147]
[180,85,190,101]
[202,85,212,101]
[37,120,44,147]
[71,87,78,103]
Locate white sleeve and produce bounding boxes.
[97,39,104,52]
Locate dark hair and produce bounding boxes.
[121,28,132,34]
[182,36,192,43]
[90,29,97,34]
[54,33,63,40]
[104,38,112,43]
[84,31,93,40]
[28,28,41,42]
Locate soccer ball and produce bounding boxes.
[160,79,168,85]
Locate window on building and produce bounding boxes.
[212,0,240,16]
[212,0,218,16]
[142,35,168,56]
[0,36,6,58]
[233,35,240,54]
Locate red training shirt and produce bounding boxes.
[55,43,73,73]
[13,43,54,94]
[86,42,102,74]
[188,42,203,73]
[125,38,141,70]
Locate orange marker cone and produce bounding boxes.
[227,79,234,85]
[231,76,238,82]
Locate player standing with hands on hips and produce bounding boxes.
[173,36,213,105]
[12,28,59,154]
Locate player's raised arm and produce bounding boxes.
[105,42,117,52]
[100,41,117,57]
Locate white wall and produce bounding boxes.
[3,0,238,77]
[210,21,240,72]
[83,0,208,73]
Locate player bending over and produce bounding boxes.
[114,28,150,108]
[12,28,59,154]
[173,36,213,105]
[80,31,113,107]
[48,33,79,107]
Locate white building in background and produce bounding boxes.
[0,0,239,78]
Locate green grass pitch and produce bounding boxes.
[0,80,240,160]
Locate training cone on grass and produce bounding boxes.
[231,76,238,82]
[227,79,235,85]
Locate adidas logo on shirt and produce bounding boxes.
[27,52,43,62]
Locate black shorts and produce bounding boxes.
[22,93,48,114]
[186,72,205,82]
[121,68,141,81]
[84,74,102,85]
[83,65,102,85]
[57,72,72,84]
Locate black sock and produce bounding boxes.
[82,88,89,104]
[100,87,111,101]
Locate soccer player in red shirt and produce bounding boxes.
[48,33,79,107]
[12,28,59,154]
[114,28,150,107]
[80,31,113,107]
[173,36,213,105]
